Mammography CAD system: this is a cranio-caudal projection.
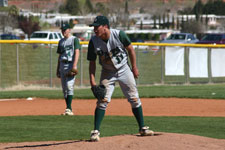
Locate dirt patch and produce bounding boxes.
[0,98,225,117]
[0,98,225,150]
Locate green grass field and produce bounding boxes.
[1,84,225,99]
[0,116,224,143]
[0,84,225,142]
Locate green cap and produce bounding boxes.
[89,15,109,27]
[61,23,70,30]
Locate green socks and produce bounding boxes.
[93,106,144,131]
[132,106,145,130]
[94,108,105,131]
[66,95,73,110]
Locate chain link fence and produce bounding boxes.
[0,41,225,89]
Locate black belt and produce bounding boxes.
[61,60,72,63]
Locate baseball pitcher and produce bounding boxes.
[87,15,154,141]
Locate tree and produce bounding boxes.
[59,0,80,15]
[18,16,40,39]
[181,15,184,25]
[59,4,66,13]
[192,0,204,21]
[158,15,161,29]
[171,15,175,29]
[123,0,129,29]
[140,20,143,30]
[203,0,225,15]
[125,0,129,14]
[203,0,214,15]
[139,7,145,13]
[106,0,123,27]
[205,13,209,29]
[178,7,192,15]
[65,0,80,15]
[153,15,157,29]
[213,0,225,15]
[8,5,19,17]
[166,13,170,29]
[180,0,225,16]
[181,20,204,35]
[162,13,166,29]
[6,5,20,29]
[200,15,203,23]
[176,16,180,30]
[186,14,189,23]
[94,2,108,15]
[84,0,93,14]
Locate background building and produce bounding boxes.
[0,0,8,7]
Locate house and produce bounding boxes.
[0,0,8,7]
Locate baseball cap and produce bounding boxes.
[89,15,109,27]
[60,23,70,30]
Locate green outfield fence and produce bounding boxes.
[0,40,225,89]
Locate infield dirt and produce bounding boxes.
[0,98,225,150]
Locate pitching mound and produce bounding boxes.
[1,133,225,150]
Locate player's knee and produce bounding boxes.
[66,84,74,95]
[129,98,141,108]
[131,102,141,108]
[67,90,74,96]
[97,101,109,110]
[67,84,74,91]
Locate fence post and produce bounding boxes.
[208,47,212,84]
[185,47,190,84]
[0,43,1,87]
[49,44,53,87]
[16,43,19,84]
[161,46,165,84]
[136,45,139,85]
[80,45,83,87]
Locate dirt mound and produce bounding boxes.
[1,133,225,150]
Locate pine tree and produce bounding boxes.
[172,15,175,29]
[65,0,80,15]
[84,0,93,14]
[176,16,180,30]
[192,0,203,21]
[153,15,157,29]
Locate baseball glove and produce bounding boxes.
[91,85,106,100]
[65,68,78,77]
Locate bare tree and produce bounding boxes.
[94,2,108,16]
[18,16,41,39]
[181,20,205,35]
[107,0,123,27]
[7,5,19,29]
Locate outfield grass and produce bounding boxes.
[1,84,225,99]
[0,84,225,143]
[0,116,224,143]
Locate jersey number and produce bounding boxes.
[66,51,71,57]
[111,47,125,64]
[115,54,124,64]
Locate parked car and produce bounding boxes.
[1,34,20,40]
[160,33,199,44]
[25,31,63,42]
[196,33,225,44]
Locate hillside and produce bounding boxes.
[7,0,197,14]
